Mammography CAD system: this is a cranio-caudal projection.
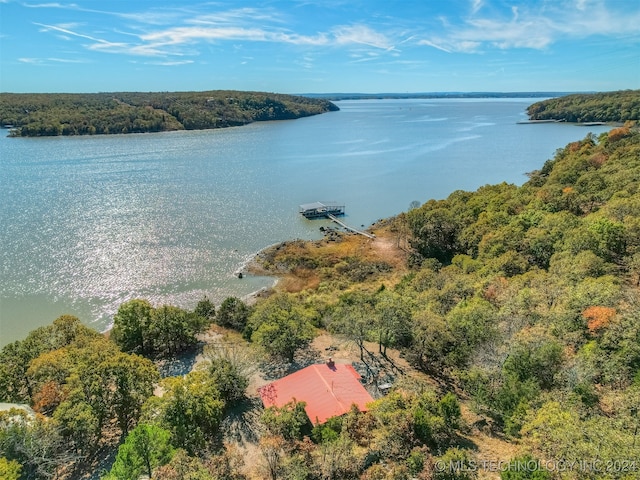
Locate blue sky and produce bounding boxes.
[0,0,638,93]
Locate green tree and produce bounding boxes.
[53,396,99,454]
[0,315,99,403]
[206,358,248,403]
[503,338,564,390]
[374,290,412,356]
[249,294,315,362]
[194,295,216,322]
[446,298,497,366]
[326,291,376,361]
[111,299,154,354]
[0,457,21,480]
[409,310,455,374]
[500,454,551,480]
[216,296,251,331]
[149,305,208,356]
[102,352,159,434]
[407,202,462,264]
[147,371,225,455]
[104,424,174,480]
[434,447,477,480]
[261,400,310,441]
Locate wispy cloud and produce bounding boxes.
[18,56,87,64]
[470,0,484,15]
[418,0,640,53]
[332,24,394,50]
[144,59,195,66]
[28,4,397,59]
[26,0,640,62]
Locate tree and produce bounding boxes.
[502,338,564,390]
[105,424,174,480]
[407,203,462,264]
[445,298,497,367]
[194,295,216,322]
[374,290,412,356]
[249,294,315,362]
[409,310,455,374]
[260,400,310,441]
[102,352,159,434]
[147,371,225,455]
[216,296,251,331]
[0,315,99,403]
[327,291,376,361]
[154,450,215,480]
[203,339,256,403]
[0,458,21,480]
[53,396,99,454]
[149,305,208,356]
[206,358,249,403]
[111,299,154,354]
[434,447,477,480]
[0,410,76,480]
[500,454,551,480]
[259,435,284,480]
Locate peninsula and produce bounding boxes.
[0,90,339,137]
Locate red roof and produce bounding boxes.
[258,362,374,425]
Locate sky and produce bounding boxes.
[0,0,638,94]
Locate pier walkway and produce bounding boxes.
[327,214,376,239]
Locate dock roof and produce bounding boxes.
[258,362,373,425]
[299,201,343,211]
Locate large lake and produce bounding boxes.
[0,98,611,346]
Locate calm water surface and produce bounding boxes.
[0,99,611,345]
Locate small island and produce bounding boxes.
[0,90,339,137]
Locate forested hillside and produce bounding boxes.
[1,120,639,478]
[527,89,640,122]
[0,91,338,137]
[251,122,640,478]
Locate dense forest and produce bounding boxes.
[0,91,338,137]
[527,90,640,123]
[1,97,640,479]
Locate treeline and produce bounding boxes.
[527,89,640,122]
[0,91,338,137]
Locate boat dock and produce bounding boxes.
[299,201,345,219]
[299,201,374,239]
[327,214,375,239]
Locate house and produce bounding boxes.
[258,359,374,425]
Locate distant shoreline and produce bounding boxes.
[302,91,577,101]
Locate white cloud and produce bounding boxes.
[332,24,394,50]
[18,56,86,64]
[28,0,639,64]
[417,39,452,53]
[417,0,640,53]
[470,0,483,14]
[145,59,195,66]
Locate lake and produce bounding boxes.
[0,98,611,346]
